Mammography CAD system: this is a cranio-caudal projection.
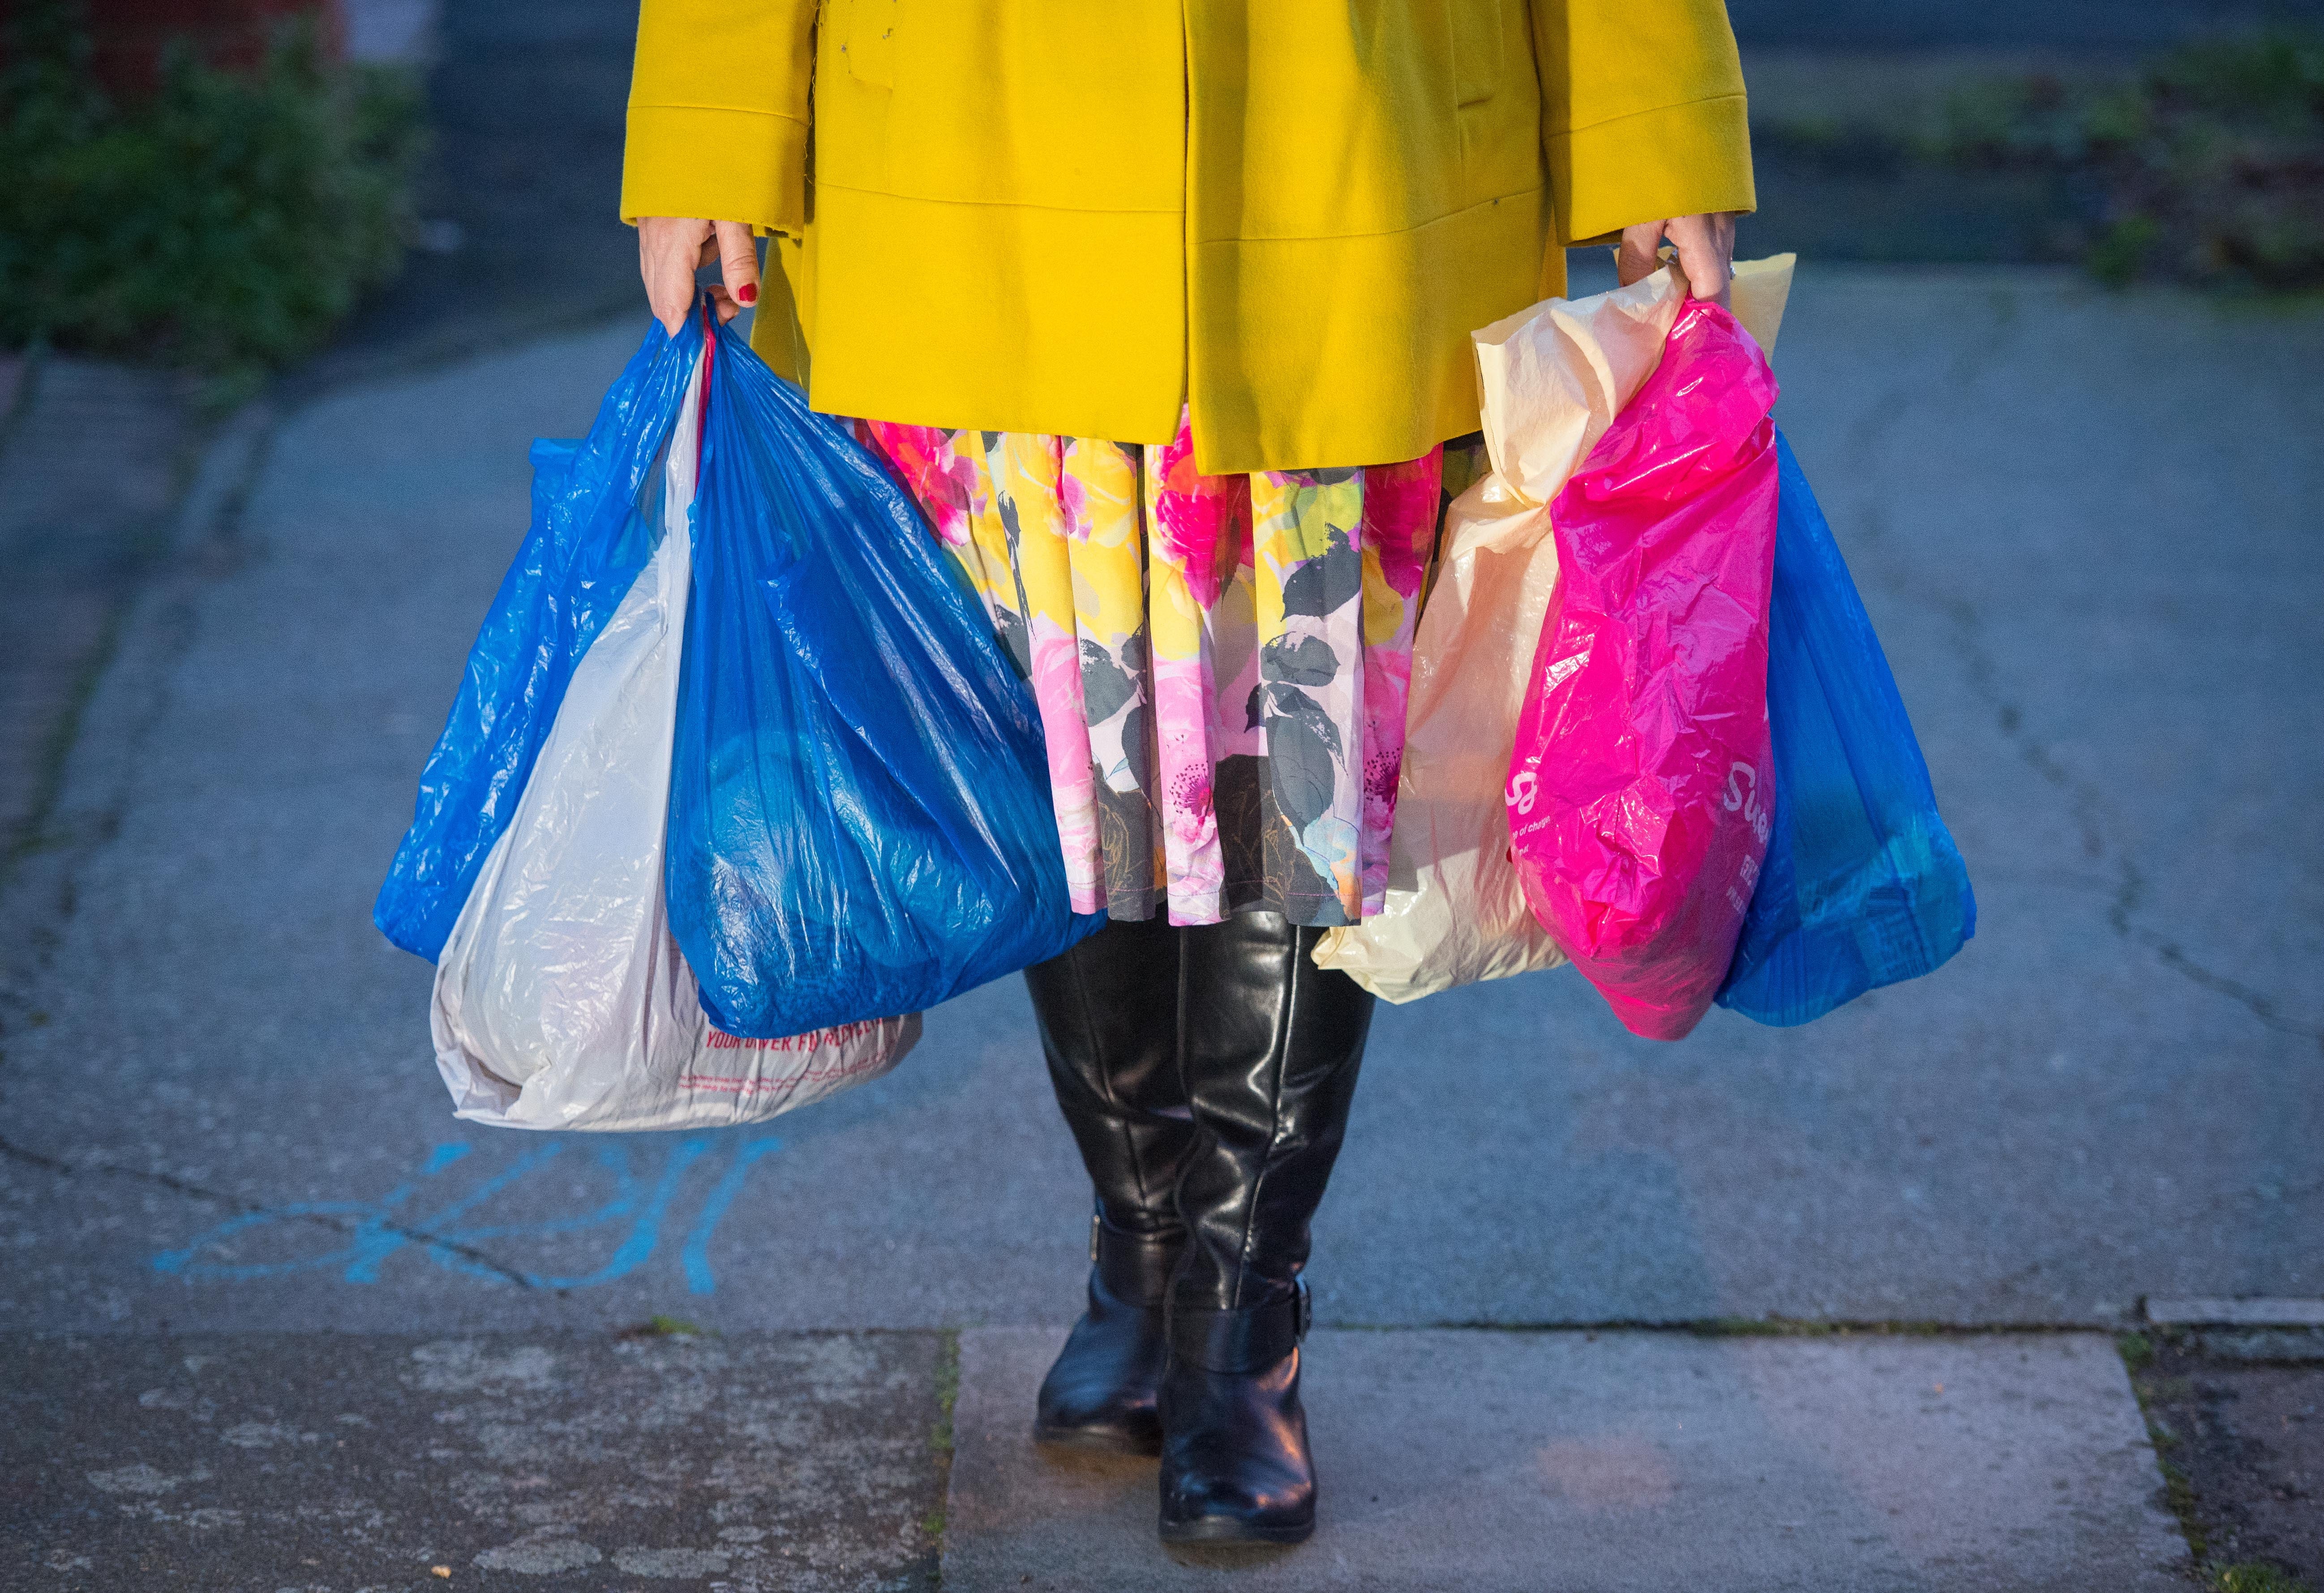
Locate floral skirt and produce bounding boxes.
[859,414,1487,928]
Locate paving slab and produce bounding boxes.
[0,268,2318,1341]
[942,1327,2186,1593]
[2147,1297,2324,1328]
[2188,1328,2324,1363]
[0,1330,944,1593]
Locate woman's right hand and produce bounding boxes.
[1616,213,1736,306]
[639,216,762,336]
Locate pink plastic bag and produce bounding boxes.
[1505,300,1781,1040]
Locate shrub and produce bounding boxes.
[2212,1563,2317,1593]
[0,0,425,373]
[1939,29,2324,290]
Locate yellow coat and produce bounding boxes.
[622,0,1753,474]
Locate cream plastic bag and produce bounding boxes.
[1314,255,1795,1002]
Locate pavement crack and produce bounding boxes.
[1945,595,2111,860]
[2097,852,2320,1043]
[1941,597,2323,1055]
[0,1131,538,1289]
[2135,933,2324,1047]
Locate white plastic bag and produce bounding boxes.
[430,350,918,1130]
[1314,256,1794,1003]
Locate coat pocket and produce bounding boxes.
[1449,0,1502,107]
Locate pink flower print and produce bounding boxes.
[1148,414,1250,610]
[1056,457,1089,538]
[1153,651,1226,921]
[1173,764,1214,832]
[1362,652,1413,795]
[1027,622,1102,913]
[1360,450,1444,600]
[863,422,973,546]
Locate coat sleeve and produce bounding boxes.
[1529,0,1755,246]
[620,0,817,234]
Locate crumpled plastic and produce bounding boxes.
[374,317,699,963]
[1715,432,1977,1025]
[396,320,920,1130]
[665,315,1102,1038]
[1315,257,1794,1004]
[1506,297,1782,1040]
[378,308,1096,1128]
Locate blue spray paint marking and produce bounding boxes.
[521,1137,712,1290]
[365,1143,577,1284]
[682,1136,781,1295]
[152,1134,782,1293]
[152,1142,476,1284]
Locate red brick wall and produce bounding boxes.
[82,0,348,98]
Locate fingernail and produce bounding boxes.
[737,284,757,306]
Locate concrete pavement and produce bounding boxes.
[3,267,2314,1337]
[943,1328,2185,1592]
[0,357,193,860]
[5,1330,945,1591]
[2,263,2319,1585]
[4,1326,2193,1592]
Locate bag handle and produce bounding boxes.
[695,291,720,458]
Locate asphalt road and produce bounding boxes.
[2,265,2317,1344]
[5,10,2319,1589]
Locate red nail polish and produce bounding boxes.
[737,284,757,306]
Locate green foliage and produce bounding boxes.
[2213,1563,2317,1593]
[930,1328,960,1456]
[1938,29,2324,290]
[1937,74,2103,168]
[922,1330,960,1546]
[2088,216,2163,287]
[0,0,425,374]
[2157,1456,2209,1560]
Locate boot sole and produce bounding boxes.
[1032,1422,1163,1459]
[1157,1513,1314,1546]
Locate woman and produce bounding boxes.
[623,0,1752,1546]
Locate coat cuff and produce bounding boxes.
[1549,92,1755,247]
[620,104,809,235]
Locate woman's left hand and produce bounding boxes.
[1616,213,1737,304]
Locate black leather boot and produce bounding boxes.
[1024,914,1194,1455]
[1158,911,1373,1545]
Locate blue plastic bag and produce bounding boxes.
[666,318,1102,1036]
[1715,432,1976,1026]
[379,306,1098,1043]
[376,314,704,962]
